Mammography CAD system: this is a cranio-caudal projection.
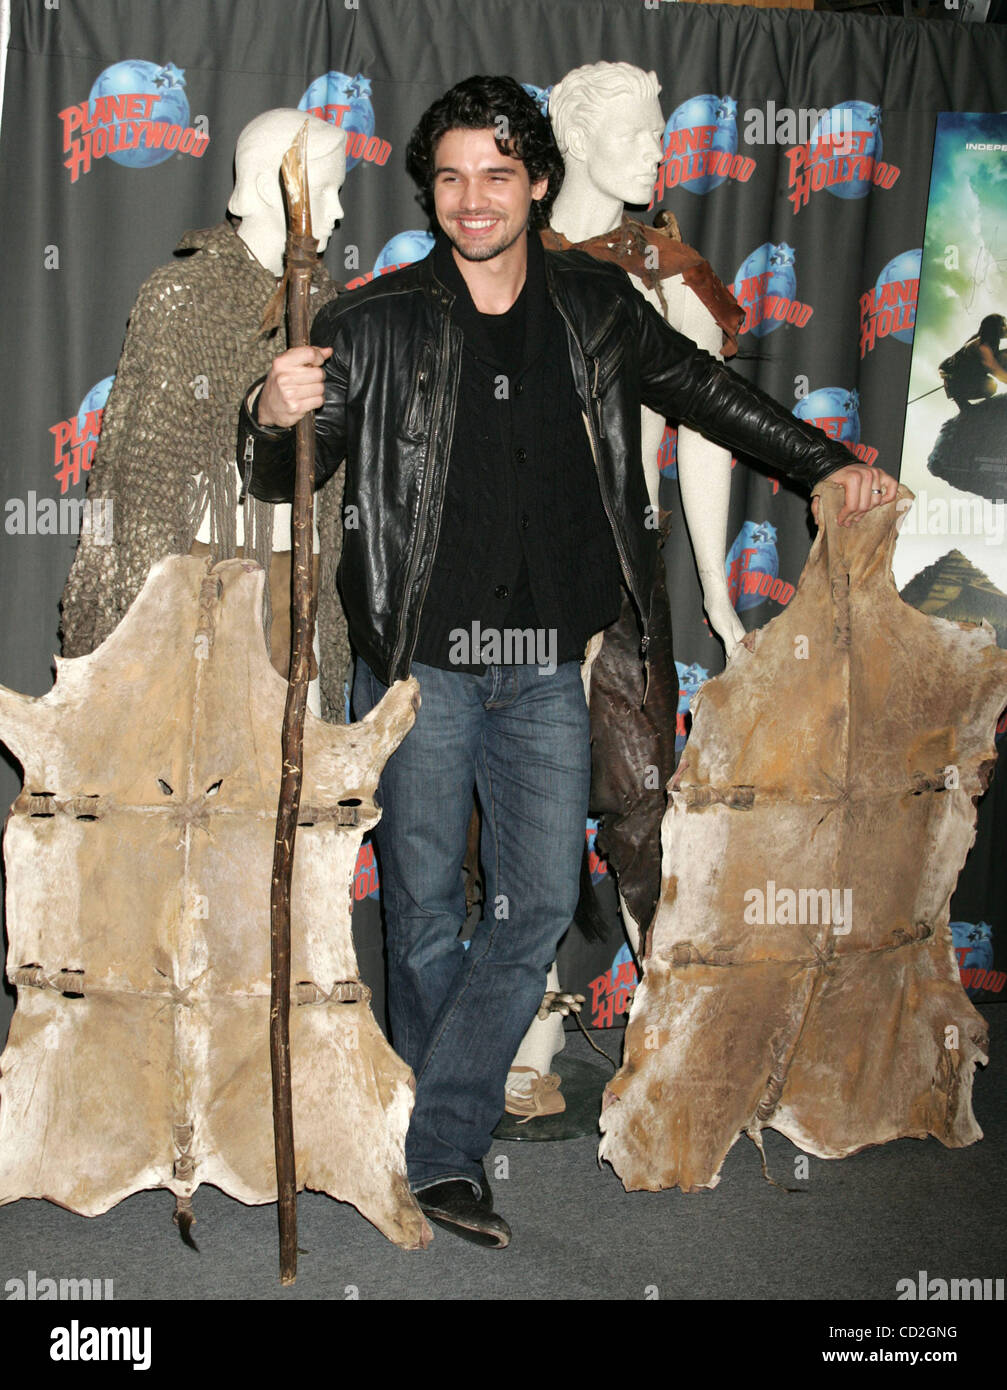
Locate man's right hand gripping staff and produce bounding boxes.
[256,345,332,428]
[238,344,334,505]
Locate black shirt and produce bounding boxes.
[412,230,623,672]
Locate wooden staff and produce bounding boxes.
[270,121,319,1286]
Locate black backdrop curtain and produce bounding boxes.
[1,0,1006,1040]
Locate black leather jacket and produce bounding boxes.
[238,243,855,687]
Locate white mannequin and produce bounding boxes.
[506,63,742,1113]
[196,109,347,711]
[550,63,743,652]
[228,108,346,275]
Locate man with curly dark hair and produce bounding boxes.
[404,74,564,230]
[237,74,896,1249]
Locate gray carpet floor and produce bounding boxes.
[2,1009,1004,1305]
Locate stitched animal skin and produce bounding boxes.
[600,485,1007,1192]
[0,556,430,1248]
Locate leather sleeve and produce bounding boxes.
[236,301,350,504]
[634,294,857,490]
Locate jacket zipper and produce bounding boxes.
[389,310,457,679]
[239,434,255,504]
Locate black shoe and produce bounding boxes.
[416,1172,511,1249]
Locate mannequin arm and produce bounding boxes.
[674,289,744,656]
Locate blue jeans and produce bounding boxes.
[352,657,590,1194]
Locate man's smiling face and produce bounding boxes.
[432,126,548,263]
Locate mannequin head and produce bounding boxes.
[228,109,347,275]
[550,62,663,210]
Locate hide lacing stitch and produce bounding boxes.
[194,574,221,653]
[12,965,86,995]
[295,979,371,1006]
[910,770,956,794]
[296,803,366,827]
[22,792,105,818]
[681,785,755,809]
[171,1122,200,1248]
[831,568,852,649]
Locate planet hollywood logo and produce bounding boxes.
[793,388,878,467]
[785,102,899,214]
[344,229,433,292]
[521,82,553,118]
[951,921,1004,996]
[859,249,921,358]
[299,72,389,170]
[726,520,795,613]
[732,243,813,338]
[588,943,637,1030]
[58,61,208,183]
[49,376,114,494]
[353,839,380,901]
[675,661,709,755]
[657,424,677,479]
[652,95,755,202]
[585,818,608,885]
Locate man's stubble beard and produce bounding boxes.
[443,214,531,263]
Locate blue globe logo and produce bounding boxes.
[88,61,189,169]
[794,387,861,446]
[732,242,797,339]
[77,375,115,431]
[810,101,882,200]
[676,661,709,711]
[875,249,921,344]
[663,94,737,195]
[586,817,608,883]
[675,660,709,752]
[522,83,553,118]
[950,921,993,996]
[373,230,434,274]
[300,72,375,171]
[726,520,779,612]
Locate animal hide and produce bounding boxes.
[0,556,430,1248]
[599,485,1007,1192]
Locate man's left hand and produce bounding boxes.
[816,463,899,527]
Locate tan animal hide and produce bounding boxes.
[599,485,1007,1193]
[0,556,430,1249]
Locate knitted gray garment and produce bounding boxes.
[60,221,350,721]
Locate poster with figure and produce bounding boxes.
[894,112,1007,1005]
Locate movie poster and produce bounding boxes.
[894,112,1007,1005]
[894,112,1007,616]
